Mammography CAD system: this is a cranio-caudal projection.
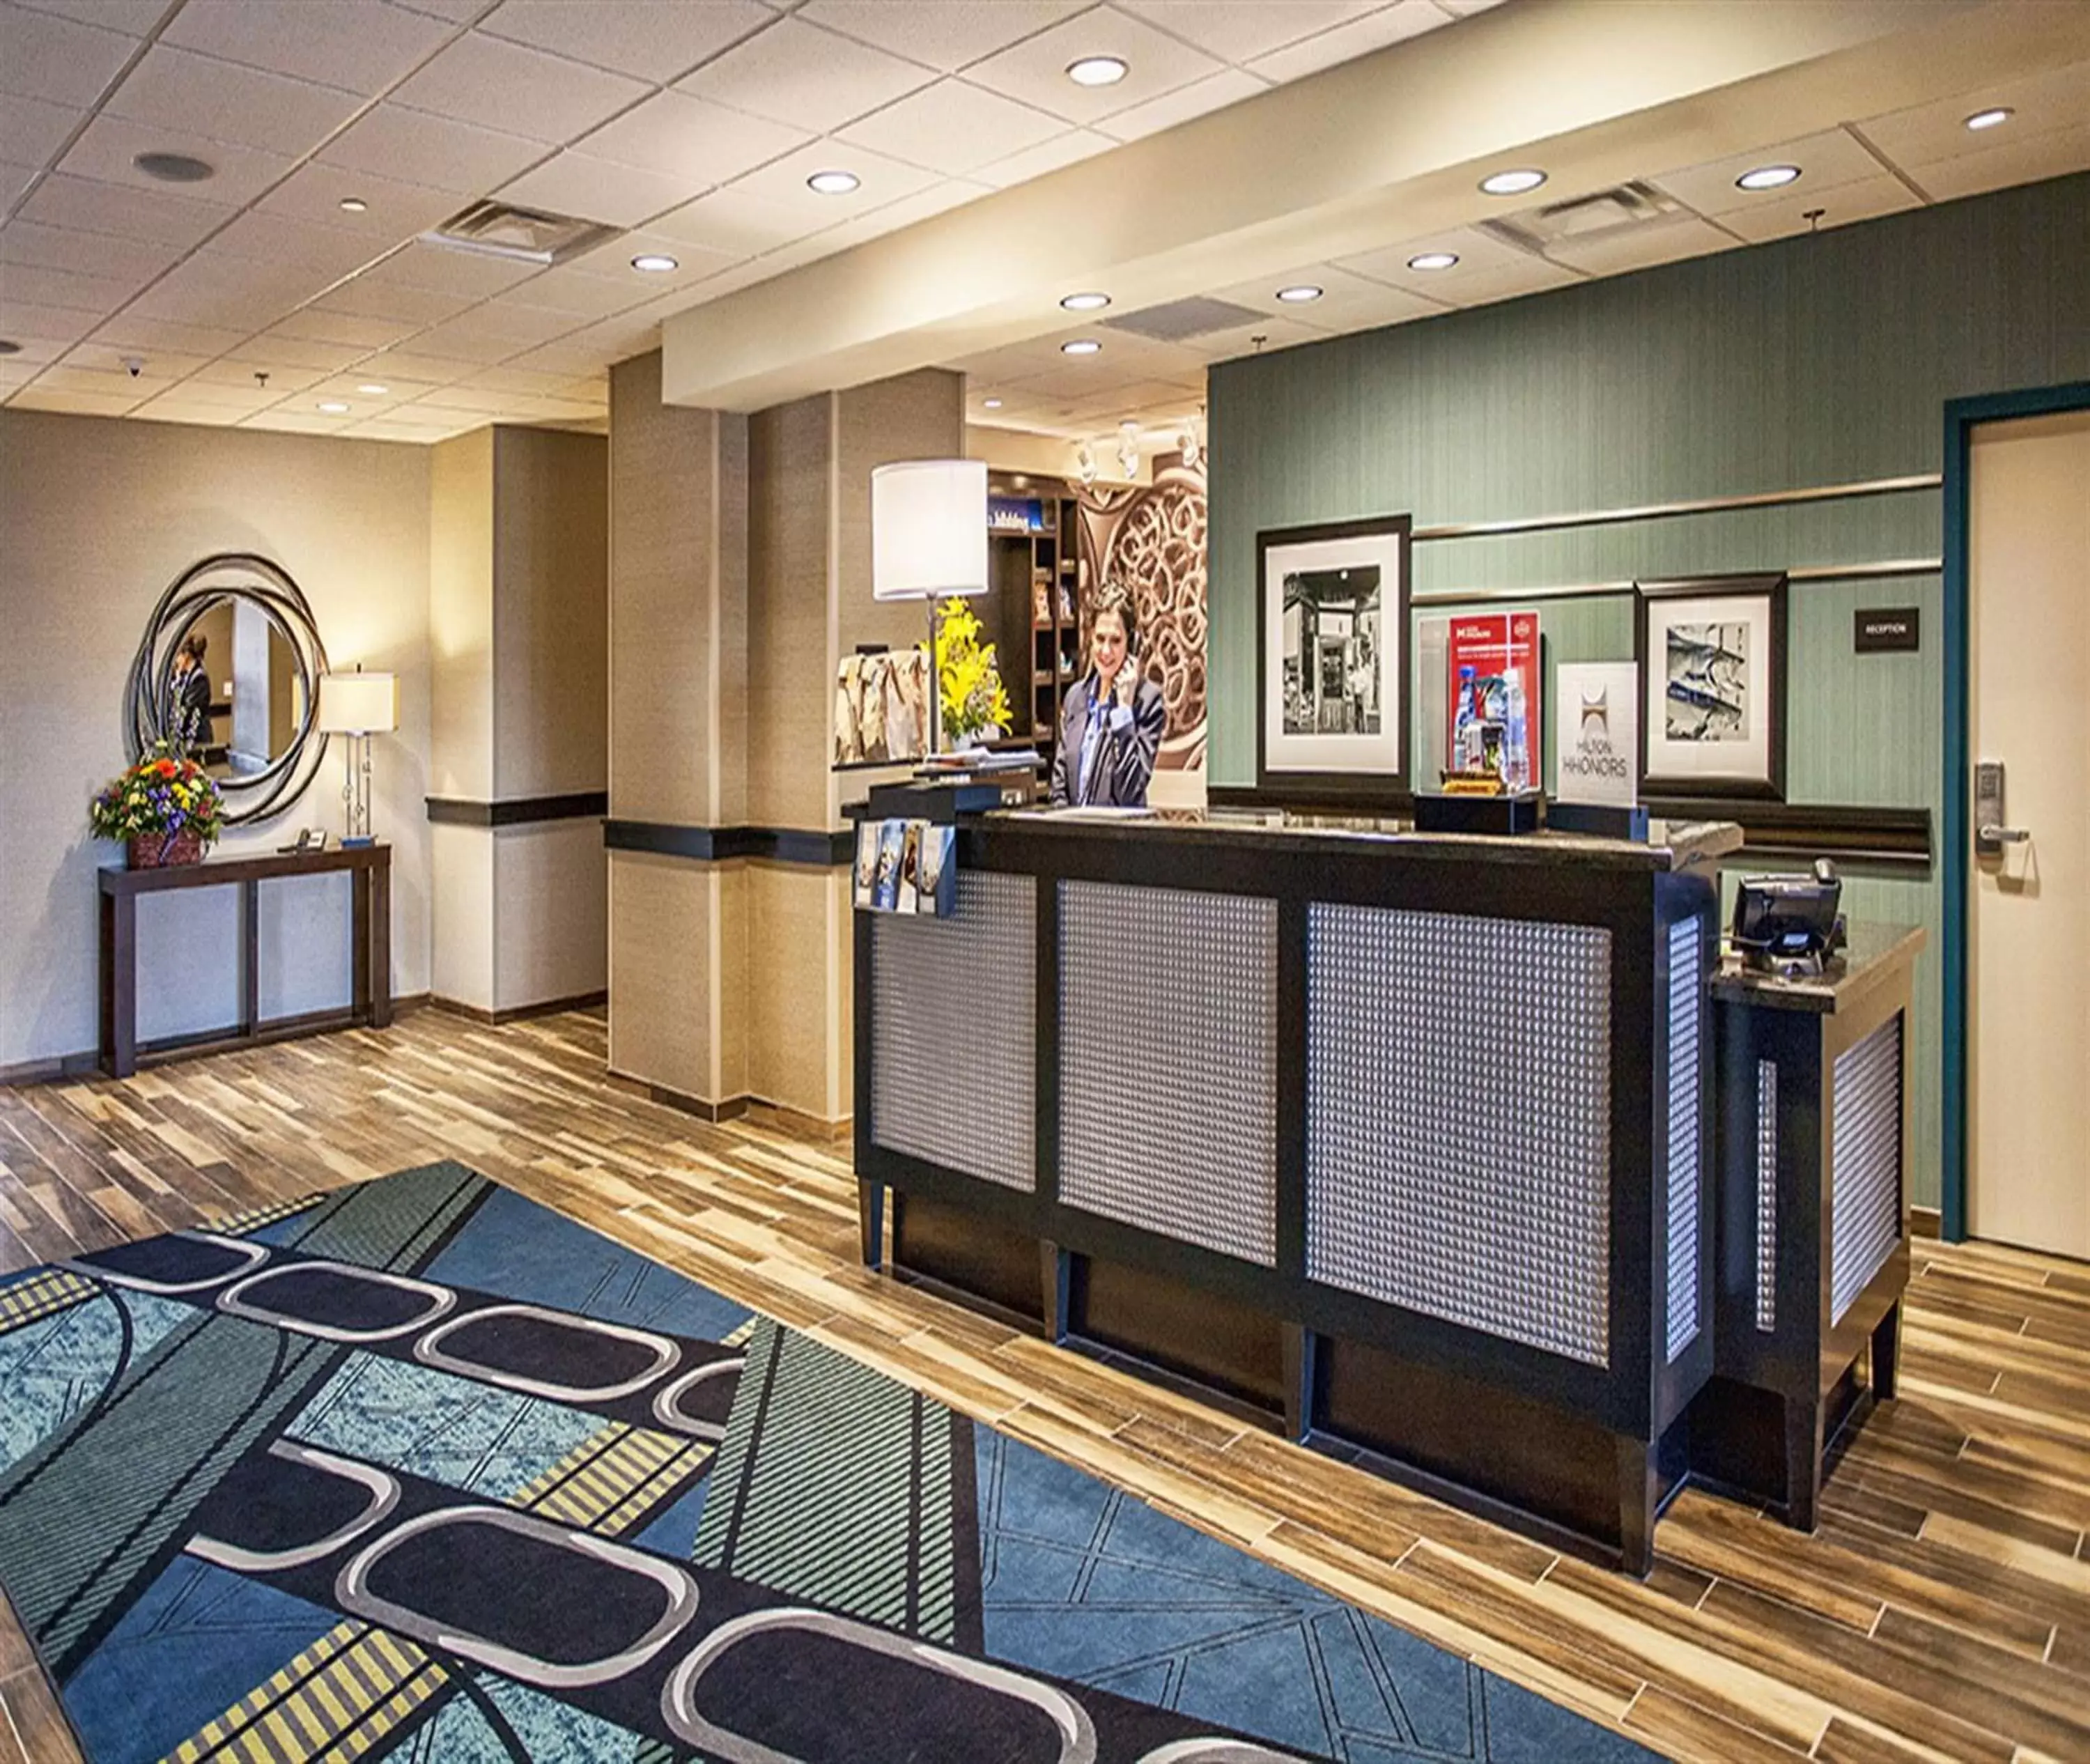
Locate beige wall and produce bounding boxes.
[430,428,494,802]
[493,819,607,1013]
[494,428,608,801]
[0,409,433,1070]
[747,393,834,834]
[431,821,495,1012]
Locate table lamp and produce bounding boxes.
[872,458,988,754]
[317,666,397,847]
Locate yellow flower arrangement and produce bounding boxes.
[931,597,1012,746]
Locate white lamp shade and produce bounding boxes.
[318,670,397,734]
[872,458,988,601]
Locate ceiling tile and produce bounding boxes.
[419,298,589,347]
[725,136,939,209]
[350,346,490,381]
[256,160,466,241]
[8,384,148,414]
[310,274,476,325]
[1542,212,1737,277]
[647,185,828,254]
[1911,118,2090,203]
[208,210,382,277]
[390,30,647,144]
[2,160,38,205]
[1115,1,1389,63]
[59,341,207,387]
[264,308,419,349]
[242,330,378,369]
[127,255,323,327]
[0,4,135,107]
[394,318,525,362]
[462,362,577,394]
[355,240,543,297]
[480,0,772,80]
[60,113,296,207]
[678,17,935,133]
[1857,59,2090,174]
[316,103,548,195]
[1714,173,1918,245]
[812,177,989,251]
[836,77,1064,176]
[0,322,81,360]
[1092,67,1265,142]
[33,359,179,396]
[497,150,704,228]
[1338,223,1583,304]
[575,89,810,181]
[12,0,171,36]
[18,172,233,247]
[89,314,248,354]
[240,408,359,432]
[392,0,486,23]
[0,92,81,167]
[1207,261,1448,328]
[1646,129,1884,219]
[972,127,1115,189]
[798,1,1090,75]
[560,229,740,288]
[162,0,458,97]
[104,45,364,157]
[963,8,1228,126]
[188,357,330,392]
[502,265,655,317]
[500,339,607,375]
[1245,0,1446,82]
[130,399,249,426]
[0,259,148,310]
[1,216,178,284]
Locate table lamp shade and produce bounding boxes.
[872,459,988,601]
[318,670,397,735]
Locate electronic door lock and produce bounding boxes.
[1974,761,2029,855]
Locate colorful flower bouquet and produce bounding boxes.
[88,743,226,867]
[932,597,1013,748]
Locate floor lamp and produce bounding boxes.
[871,458,988,756]
[318,667,397,847]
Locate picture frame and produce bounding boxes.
[1255,514,1412,802]
[1634,572,1788,800]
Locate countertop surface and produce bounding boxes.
[983,805,1743,872]
[1708,920,1928,1014]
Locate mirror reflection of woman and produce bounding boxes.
[166,633,213,756]
[1050,582,1166,807]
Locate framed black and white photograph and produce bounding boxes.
[1256,515,1411,800]
[1635,572,1788,800]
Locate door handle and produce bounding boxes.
[1978,823,2028,845]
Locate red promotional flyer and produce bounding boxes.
[1446,611,1541,789]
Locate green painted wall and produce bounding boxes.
[1208,173,2090,1209]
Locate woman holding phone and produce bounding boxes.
[1050,582,1165,808]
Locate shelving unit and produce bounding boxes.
[987,483,1081,764]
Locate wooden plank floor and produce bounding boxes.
[1,1007,2085,1764]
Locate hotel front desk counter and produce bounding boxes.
[852,807,1920,1576]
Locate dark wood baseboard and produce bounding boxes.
[642,1081,751,1123]
[1,993,431,1087]
[634,1081,851,1138]
[1910,1205,1942,1240]
[430,989,608,1028]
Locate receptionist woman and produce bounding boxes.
[1049,583,1166,807]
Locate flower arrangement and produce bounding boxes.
[931,597,1013,748]
[88,743,225,865]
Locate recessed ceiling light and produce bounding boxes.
[1061,339,1102,355]
[1276,284,1323,302]
[1965,106,2013,130]
[1067,55,1128,87]
[1479,168,1545,196]
[1736,164,1801,191]
[1407,252,1459,272]
[807,169,860,195]
[338,196,368,213]
[357,383,389,396]
[1060,291,1110,311]
[133,151,214,183]
[631,253,679,273]
[0,339,20,357]
[983,397,1003,409]
[316,401,350,414]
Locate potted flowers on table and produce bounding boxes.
[932,596,1014,749]
[88,743,226,868]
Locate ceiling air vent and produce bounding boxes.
[1480,180,1684,256]
[1102,296,1269,343]
[423,200,619,267]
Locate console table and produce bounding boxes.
[98,843,392,1078]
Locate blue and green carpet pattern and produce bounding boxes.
[0,1163,1656,1763]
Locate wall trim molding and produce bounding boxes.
[603,820,853,867]
[429,990,607,1027]
[425,792,608,827]
[1411,473,1941,543]
[1414,558,1942,608]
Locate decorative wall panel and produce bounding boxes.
[1058,881,1276,1264]
[1756,1059,1779,1334]
[871,872,1035,1191]
[1832,1016,1903,1323]
[1306,905,1612,1366]
[1665,918,1704,1363]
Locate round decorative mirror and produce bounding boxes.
[124,554,332,826]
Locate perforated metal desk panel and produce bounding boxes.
[855,808,1739,1575]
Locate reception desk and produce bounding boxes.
[853,807,1741,1575]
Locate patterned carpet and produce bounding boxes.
[0,1163,1657,1763]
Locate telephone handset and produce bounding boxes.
[277,828,330,854]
